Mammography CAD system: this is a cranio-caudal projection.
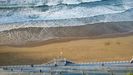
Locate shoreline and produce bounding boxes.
[1,21,133,46]
[1,31,133,47]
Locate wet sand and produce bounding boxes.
[1,21,133,46]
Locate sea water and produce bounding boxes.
[0,0,133,31]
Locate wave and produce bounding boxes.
[0,0,133,32]
[0,1,133,24]
[45,0,102,6]
[0,0,131,7]
[0,0,102,7]
[0,8,133,32]
[0,0,131,8]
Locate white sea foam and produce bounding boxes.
[4,0,102,6]
[0,0,133,31]
[0,4,132,23]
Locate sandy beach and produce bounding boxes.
[0,35,133,66]
[0,21,133,66]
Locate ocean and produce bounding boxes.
[0,0,133,31]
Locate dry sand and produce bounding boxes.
[0,35,133,66]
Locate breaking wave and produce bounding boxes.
[0,0,133,31]
[45,0,102,6]
[0,0,102,7]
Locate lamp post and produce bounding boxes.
[130,56,133,63]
